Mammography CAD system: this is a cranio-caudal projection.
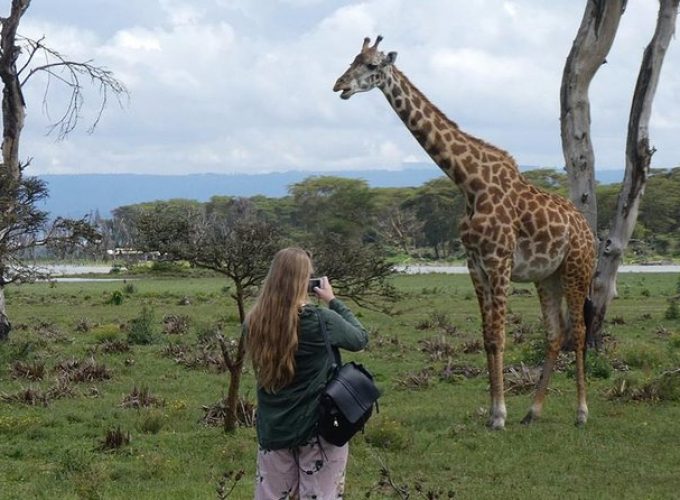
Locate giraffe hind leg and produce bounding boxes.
[522,275,565,425]
[566,289,589,426]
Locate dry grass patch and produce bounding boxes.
[54,357,111,383]
[201,397,256,428]
[10,360,46,381]
[120,385,164,409]
[98,426,130,452]
[504,363,541,395]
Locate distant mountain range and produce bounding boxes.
[37,165,625,218]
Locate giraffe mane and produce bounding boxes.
[392,67,517,166]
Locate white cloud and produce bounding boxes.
[17,1,680,177]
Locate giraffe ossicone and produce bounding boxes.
[334,36,597,429]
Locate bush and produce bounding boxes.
[520,338,547,367]
[655,369,680,401]
[137,411,166,434]
[567,351,612,379]
[364,417,410,451]
[93,324,123,343]
[664,299,679,320]
[108,290,124,306]
[586,351,613,379]
[622,345,665,371]
[127,307,157,345]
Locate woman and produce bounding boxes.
[245,247,368,499]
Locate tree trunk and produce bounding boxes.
[560,0,626,232]
[0,0,29,181]
[0,0,31,341]
[223,282,247,433]
[223,358,244,433]
[0,285,10,341]
[590,0,680,344]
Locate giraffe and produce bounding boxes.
[334,36,597,429]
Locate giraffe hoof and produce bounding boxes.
[486,417,505,431]
[520,412,537,425]
[575,409,588,427]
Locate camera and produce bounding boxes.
[308,278,322,293]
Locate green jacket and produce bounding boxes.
[251,298,368,450]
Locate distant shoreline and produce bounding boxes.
[39,263,680,280]
[397,264,680,274]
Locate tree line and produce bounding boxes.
[94,166,680,265]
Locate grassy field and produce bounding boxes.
[1,272,680,499]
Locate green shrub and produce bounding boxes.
[567,351,612,379]
[664,299,679,320]
[587,351,613,379]
[622,345,665,371]
[146,261,189,274]
[108,290,124,306]
[127,307,157,345]
[195,322,219,344]
[655,370,680,401]
[520,338,547,367]
[0,416,41,435]
[92,324,122,343]
[137,411,166,434]
[364,417,410,451]
[668,334,680,350]
[122,283,137,295]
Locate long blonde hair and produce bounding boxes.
[246,247,313,393]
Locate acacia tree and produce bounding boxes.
[0,0,127,340]
[134,198,282,432]
[561,0,680,344]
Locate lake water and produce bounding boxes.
[40,263,680,282]
[396,264,680,275]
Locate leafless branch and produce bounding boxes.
[16,34,129,139]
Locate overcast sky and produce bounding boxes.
[18,0,680,176]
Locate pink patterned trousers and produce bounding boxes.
[254,436,348,499]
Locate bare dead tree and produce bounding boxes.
[0,0,128,340]
[560,0,627,232]
[590,0,680,344]
[17,34,128,139]
[561,0,680,346]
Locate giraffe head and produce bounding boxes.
[333,35,397,99]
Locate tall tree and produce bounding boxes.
[289,176,376,240]
[404,177,464,260]
[561,0,680,344]
[0,0,126,340]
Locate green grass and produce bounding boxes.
[1,273,679,498]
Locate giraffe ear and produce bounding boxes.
[386,51,398,64]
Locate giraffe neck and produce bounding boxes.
[380,66,519,190]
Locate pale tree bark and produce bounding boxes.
[590,0,680,343]
[0,0,30,340]
[560,0,627,232]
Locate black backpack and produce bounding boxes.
[315,311,380,447]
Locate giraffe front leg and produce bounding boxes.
[469,258,508,430]
[485,344,507,430]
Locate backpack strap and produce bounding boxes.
[315,309,340,371]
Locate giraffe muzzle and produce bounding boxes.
[333,80,353,99]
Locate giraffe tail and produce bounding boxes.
[561,297,595,352]
[584,297,595,349]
